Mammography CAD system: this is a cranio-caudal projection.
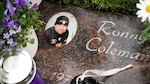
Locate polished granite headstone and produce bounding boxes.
[34,0,150,84]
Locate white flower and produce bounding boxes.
[136,0,150,22]
[22,14,26,18]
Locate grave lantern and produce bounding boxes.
[0,50,48,84]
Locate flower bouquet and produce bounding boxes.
[0,0,44,59]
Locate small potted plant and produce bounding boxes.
[0,0,44,59]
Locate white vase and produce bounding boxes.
[30,0,42,6]
[22,28,38,58]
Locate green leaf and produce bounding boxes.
[63,0,70,4]
[141,25,150,37]
[22,41,27,47]
[143,21,150,27]
[19,18,27,26]
[91,0,98,4]
[29,38,34,44]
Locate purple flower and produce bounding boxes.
[14,0,25,8]
[0,41,4,46]
[6,0,16,16]
[18,36,21,40]
[7,20,15,27]
[7,38,17,47]
[24,0,31,8]
[16,26,21,32]
[2,20,8,28]
[2,20,15,29]
[3,33,10,39]
[4,10,11,21]
[32,3,38,9]
[4,9,8,16]
[5,15,11,22]
[14,22,20,28]
[4,46,9,51]
[9,29,16,35]
[13,22,22,32]
[14,0,31,8]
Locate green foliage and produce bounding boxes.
[0,2,4,28]
[11,5,44,48]
[141,22,150,43]
[91,0,138,11]
[48,0,138,15]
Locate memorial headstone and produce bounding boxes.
[34,0,150,84]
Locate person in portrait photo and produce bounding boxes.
[44,16,69,47]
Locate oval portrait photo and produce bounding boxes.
[44,12,77,47]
